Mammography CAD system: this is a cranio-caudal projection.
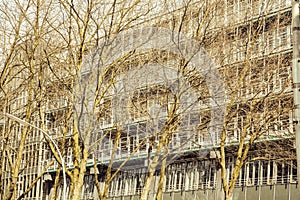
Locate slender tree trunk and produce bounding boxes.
[70,162,87,200]
[155,150,167,200]
[140,159,158,200]
[100,128,121,200]
[70,149,88,200]
[4,124,30,200]
[140,140,164,200]
[0,148,4,199]
[224,191,233,200]
[4,78,33,200]
[50,168,61,200]
[0,100,8,199]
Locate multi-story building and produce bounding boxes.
[0,0,298,200]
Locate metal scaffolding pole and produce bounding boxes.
[292,0,300,188]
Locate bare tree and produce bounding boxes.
[0,0,54,199]
[210,1,294,200]
[0,1,294,200]
[134,1,295,200]
[36,0,158,199]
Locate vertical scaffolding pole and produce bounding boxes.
[292,0,300,188]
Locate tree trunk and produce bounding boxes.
[155,149,167,200]
[71,183,83,200]
[70,150,88,200]
[140,139,164,200]
[224,192,233,200]
[50,168,61,200]
[69,166,86,200]
[70,159,87,200]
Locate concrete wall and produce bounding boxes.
[108,184,300,200]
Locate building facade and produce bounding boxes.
[0,0,298,200]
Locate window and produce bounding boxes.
[267,32,275,52]
[83,175,94,199]
[97,98,112,126]
[278,27,290,49]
